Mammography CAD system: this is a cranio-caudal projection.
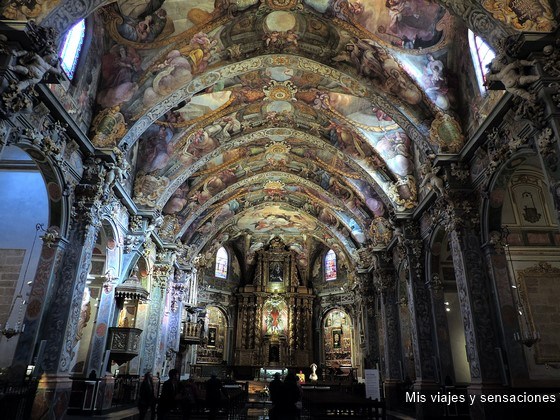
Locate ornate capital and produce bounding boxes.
[429,194,479,233]
[71,158,107,233]
[352,244,376,271]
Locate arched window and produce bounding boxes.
[325,249,337,281]
[468,29,496,94]
[215,247,228,279]
[59,19,86,80]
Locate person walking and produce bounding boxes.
[158,369,179,420]
[205,373,223,420]
[138,372,157,420]
[268,372,283,420]
[276,372,302,420]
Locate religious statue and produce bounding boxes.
[419,162,446,197]
[486,53,540,102]
[9,45,62,92]
[309,363,318,381]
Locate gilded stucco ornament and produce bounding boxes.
[90,106,127,148]
[542,42,560,78]
[373,269,393,293]
[40,226,60,248]
[352,244,376,270]
[482,0,556,32]
[369,217,393,247]
[386,176,417,210]
[134,173,170,206]
[159,215,180,242]
[263,80,298,101]
[429,113,464,153]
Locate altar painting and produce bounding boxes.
[263,298,288,336]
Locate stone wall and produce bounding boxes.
[0,249,25,324]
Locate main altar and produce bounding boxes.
[234,238,314,367]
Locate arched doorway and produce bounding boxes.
[0,145,49,367]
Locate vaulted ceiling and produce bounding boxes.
[4,0,557,270]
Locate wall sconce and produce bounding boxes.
[521,192,541,223]
[513,330,540,347]
[0,322,25,339]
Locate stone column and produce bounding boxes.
[436,197,503,419]
[374,267,401,409]
[30,159,107,420]
[426,274,455,385]
[532,51,560,224]
[399,222,443,419]
[139,265,169,375]
[85,273,117,378]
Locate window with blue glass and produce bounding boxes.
[325,249,337,281]
[215,247,228,279]
[59,19,86,80]
[468,29,496,94]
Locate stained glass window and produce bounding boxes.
[59,19,86,80]
[468,29,496,94]
[325,249,337,281]
[215,247,228,279]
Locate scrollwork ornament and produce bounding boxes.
[373,269,394,294]
[512,95,545,129]
[543,42,560,78]
[40,226,60,248]
[450,163,470,182]
[536,126,554,154]
[71,158,106,233]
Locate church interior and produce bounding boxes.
[0,0,559,419]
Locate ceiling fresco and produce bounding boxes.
[96,0,464,263]
[5,0,556,269]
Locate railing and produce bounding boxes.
[181,322,202,344]
[0,380,38,420]
[112,375,140,407]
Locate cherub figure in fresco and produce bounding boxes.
[286,30,299,47]
[163,184,189,214]
[264,31,281,48]
[330,0,364,20]
[485,54,539,102]
[185,32,219,73]
[187,129,219,157]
